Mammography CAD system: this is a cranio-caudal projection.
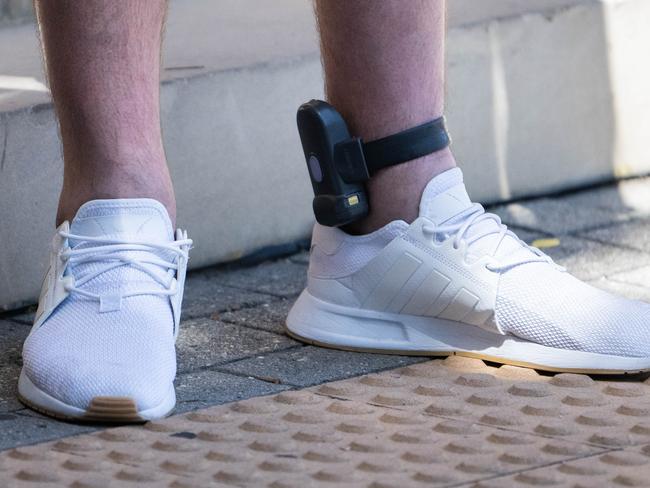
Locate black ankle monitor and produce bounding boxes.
[296,100,451,227]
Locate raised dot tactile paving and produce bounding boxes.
[4,356,650,487]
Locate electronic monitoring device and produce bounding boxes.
[296,99,450,227]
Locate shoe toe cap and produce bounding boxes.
[22,325,176,414]
[23,352,174,413]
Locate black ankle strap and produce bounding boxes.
[334,117,451,183]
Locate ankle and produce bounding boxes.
[56,167,176,226]
[343,148,456,235]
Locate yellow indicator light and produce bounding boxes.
[531,238,560,249]
[347,195,360,206]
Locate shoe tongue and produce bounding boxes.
[418,168,472,224]
[70,199,173,245]
[68,199,175,297]
[418,169,533,262]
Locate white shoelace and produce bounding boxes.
[58,230,193,301]
[421,203,555,272]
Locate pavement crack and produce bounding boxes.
[0,121,7,173]
[575,227,649,253]
[216,282,297,300]
[210,366,302,388]
[447,447,622,488]
[314,392,353,402]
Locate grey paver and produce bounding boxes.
[469,225,650,282]
[607,265,650,289]
[181,270,274,319]
[215,258,307,298]
[174,369,290,414]
[492,197,629,235]
[582,217,650,254]
[0,320,27,368]
[176,317,299,374]
[0,365,22,413]
[218,299,294,335]
[1,306,35,326]
[560,176,650,218]
[218,346,427,388]
[543,235,650,281]
[589,277,650,302]
[288,250,310,265]
[0,320,28,413]
[0,410,96,451]
[499,225,548,244]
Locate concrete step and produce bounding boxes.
[0,0,32,26]
[1,0,649,310]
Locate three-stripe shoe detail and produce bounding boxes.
[352,230,499,332]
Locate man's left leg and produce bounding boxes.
[287,0,650,374]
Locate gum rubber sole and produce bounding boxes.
[287,290,650,376]
[84,397,142,422]
[286,328,650,376]
[18,393,144,424]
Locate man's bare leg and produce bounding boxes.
[34,0,175,226]
[288,0,650,377]
[315,0,455,234]
[20,1,190,422]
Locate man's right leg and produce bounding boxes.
[19,0,191,422]
[35,0,175,225]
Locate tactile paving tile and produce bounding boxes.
[314,356,650,450]
[2,357,650,487]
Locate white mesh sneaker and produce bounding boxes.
[287,168,650,374]
[19,199,192,421]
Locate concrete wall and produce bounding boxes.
[0,0,32,26]
[1,0,650,310]
[447,0,616,202]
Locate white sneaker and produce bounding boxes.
[287,168,650,374]
[19,199,192,421]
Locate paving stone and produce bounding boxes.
[607,265,650,289]
[561,176,650,218]
[1,359,629,486]
[0,320,27,414]
[0,410,96,451]
[468,226,650,282]
[176,317,299,374]
[216,257,307,298]
[589,277,650,302]
[475,445,650,487]
[218,346,427,388]
[492,198,629,235]
[218,298,294,334]
[500,225,548,245]
[317,356,650,449]
[0,319,27,368]
[181,269,274,319]
[543,236,650,281]
[174,369,290,414]
[0,365,22,413]
[289,250,310,265]
[583,217,650,254]
[0,306,35,326]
